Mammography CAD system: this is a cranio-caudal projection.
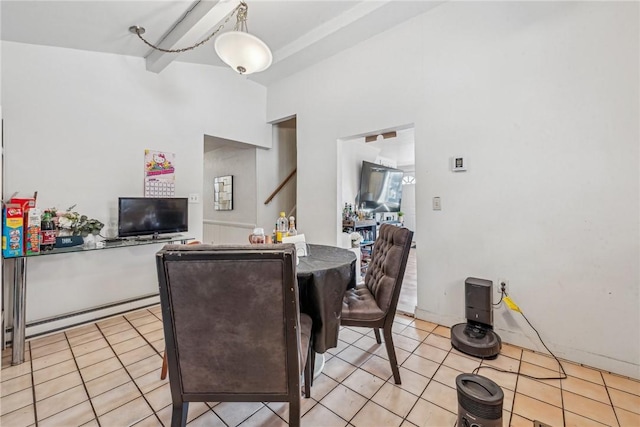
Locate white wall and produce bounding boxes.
[267,2,639,377]
[203,137,257,244]
[2,42,268,323]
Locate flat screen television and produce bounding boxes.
[357,161,404,213]
[118,197,188,238]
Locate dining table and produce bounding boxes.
[296,244,357,354]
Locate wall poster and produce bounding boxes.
[144,149,175,197]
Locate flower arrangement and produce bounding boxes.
[46,205,105,237]
[350,232,363,248]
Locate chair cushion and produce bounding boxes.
[341,284,386,321]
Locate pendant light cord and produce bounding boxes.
[130,2,243,54]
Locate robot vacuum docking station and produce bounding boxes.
[451,277,502,359]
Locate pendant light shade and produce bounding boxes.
[129,1,272,75]
[214,31,272,75]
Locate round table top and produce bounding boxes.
[296,244,356,276]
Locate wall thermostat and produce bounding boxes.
[451,156,467,172]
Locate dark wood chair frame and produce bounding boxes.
[156,246,312,427]
[341,225,413,384]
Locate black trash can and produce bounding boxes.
[456,373,503,427]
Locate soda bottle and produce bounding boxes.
[40,211,56,251]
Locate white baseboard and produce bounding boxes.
[414,307,640,380]
[7,294,161,342]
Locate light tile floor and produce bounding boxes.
[2,307,639,427]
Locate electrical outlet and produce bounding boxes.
[498,279,509,295]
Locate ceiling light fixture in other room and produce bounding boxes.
[129,1,271,75]
[365,131,397,143]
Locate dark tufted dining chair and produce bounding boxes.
[156,244,313,427]
[341,224,413,384]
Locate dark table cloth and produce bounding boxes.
[297,244,357,353]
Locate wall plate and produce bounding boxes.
[433,197,441,210]
[451,156,467,172]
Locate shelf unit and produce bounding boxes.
[342,219,377,276]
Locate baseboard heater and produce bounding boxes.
[4,293,160,344]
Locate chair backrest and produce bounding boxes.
[155,244,302,403]
[364,224,414,316]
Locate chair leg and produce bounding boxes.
[374,327,382,344]
[383,326,401,384]
[289,395,301,427]
[171,402,189,427]
[160,351,168,380]
[304,349,312,398]
[309,349,316,387]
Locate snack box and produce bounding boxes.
[25,208,41,255]
[10,197,36,214]
[2,203,24,258]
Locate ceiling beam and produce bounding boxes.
[145,0,239,73]
[272,1,391,64]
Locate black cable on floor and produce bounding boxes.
[474,291,567,381]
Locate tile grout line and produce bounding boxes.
[62,331,101,427]
[401,344,457,426]
[324,329,396,425]
[399,329,458,420]
[601,370,621,427]
[204,402,230,427]
[315,356,365,424]
[508,348,522,426]
[151,401,229,427]
[28,341,39,427]
[126,310,165,358]
[260,402,289,426]
[501,349,622,427]
[100,314,165,425]
[26,354,92,422]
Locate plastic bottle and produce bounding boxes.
[287,216,297,236]
[276,212,288,243]
[40,211,56,251]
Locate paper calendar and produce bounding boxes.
[144,149,176,197]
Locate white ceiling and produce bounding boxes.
[1,0,444,86]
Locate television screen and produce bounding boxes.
[118,197,188,238]
[358,161,404,213]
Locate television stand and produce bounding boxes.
[133,234,183,242]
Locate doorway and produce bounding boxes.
[202,135,258,244]
[338,126,417,315]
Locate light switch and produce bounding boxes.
[433,197,441,210]
[189,193,200,203]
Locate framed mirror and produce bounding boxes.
[214,175,233,211]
